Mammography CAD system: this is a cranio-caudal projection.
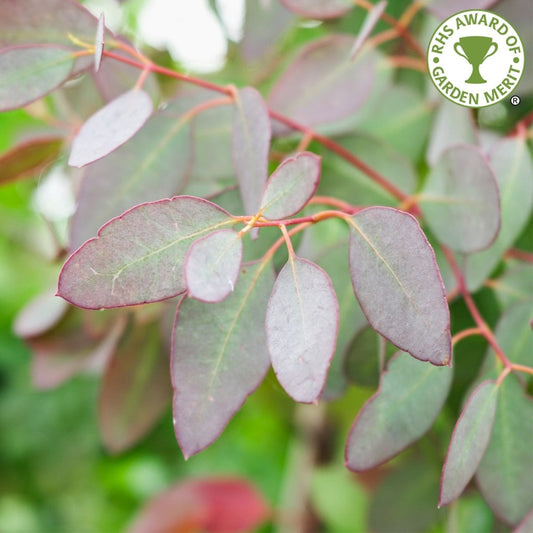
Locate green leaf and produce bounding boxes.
[349,207,451,365]
[440,381,499,507]
[476,376,533,526]
[310,465,367,532]
[58,196,234,309]
[99,321,171,453]
[260,152,321,220]
[266,256,338,403]
[0,45,74,111]
[445,494,494,533]
[492,264,533,309]
[345,351,452,471]
[465,138,533,291]
[184,229,243,303]
[280,0,352,19]
[515,509,533,533]
[172,261,274,458]
[420,145,500,253]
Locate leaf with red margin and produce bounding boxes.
[515,508,533,533]
[69,95,194,250]
[280,0,352,19]
[260,152,321,220]
[349,207,451,365]
[0,45,74,111]
[0,136,63,185]
[268,35,376,134]
[69,89,153,167]
[420,145,500,254]
[185,229,243,303]
[476,375,533,526]
[439,380,499,507]
[266,256,338,403]
[172,261,274,458]
[99,321,171,453]
[128,478,269,533]
[58,196,234,310]
[345,351,452,471]
[232,87,271,218]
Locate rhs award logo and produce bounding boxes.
[428,10,524,108]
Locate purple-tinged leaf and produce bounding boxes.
[260,152,320,220]
[128,478,269,533]
[28,311,124,389]
[0,0,98,49]
[349,207,451,366]
[241,0,294,63]
[515,509,533,533]
[426,101,477,166]
[0,45,74,111]
[185,229,243,303]
[59,196,234,310]
[232,87,271,218]
[268,35,376,133]
[439,381,499,507]
[94,13,105,72]
[280,0,352,19]
[0,136,62,185]
[345,351,452,471]
[420,145,500,253]
[99,322,171,453]
[465,137,533,291]
[69,98,193,250]
[172,261,274,458]
[266,256,338,403]
[476,376,533,526]
[69,89,153,167]
[13,290,68,338]
[350,1,387,60]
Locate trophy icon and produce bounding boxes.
[453,36,498,84]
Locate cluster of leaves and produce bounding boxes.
[2,0,533,530]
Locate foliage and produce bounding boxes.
[1,0,532,531]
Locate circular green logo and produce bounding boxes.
[427,10,524,108]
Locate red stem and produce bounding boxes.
[506,248,533,264]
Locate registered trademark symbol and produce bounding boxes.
[510,95,520,106]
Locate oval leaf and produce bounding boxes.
[280,0,352,19]
[14,290,69,338]
[69,100,193,250]
[99,322,171,453]
[465,137,533,291]
[172,261,274,458]
[232,87,271,217]
[345,351,452,471]
[349,207,451,365]
[69,89,153,167]
[260,152,321,220]
[420,145,500,253]
[268,35,376,133]
[476,376,533,526]
[58,196,233,310]
[0,136,63,185]
[0,45,74,111]
[185,229,243,303]
[266,256,338,403]
[439,380,499,507]
[129,478,269,533]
